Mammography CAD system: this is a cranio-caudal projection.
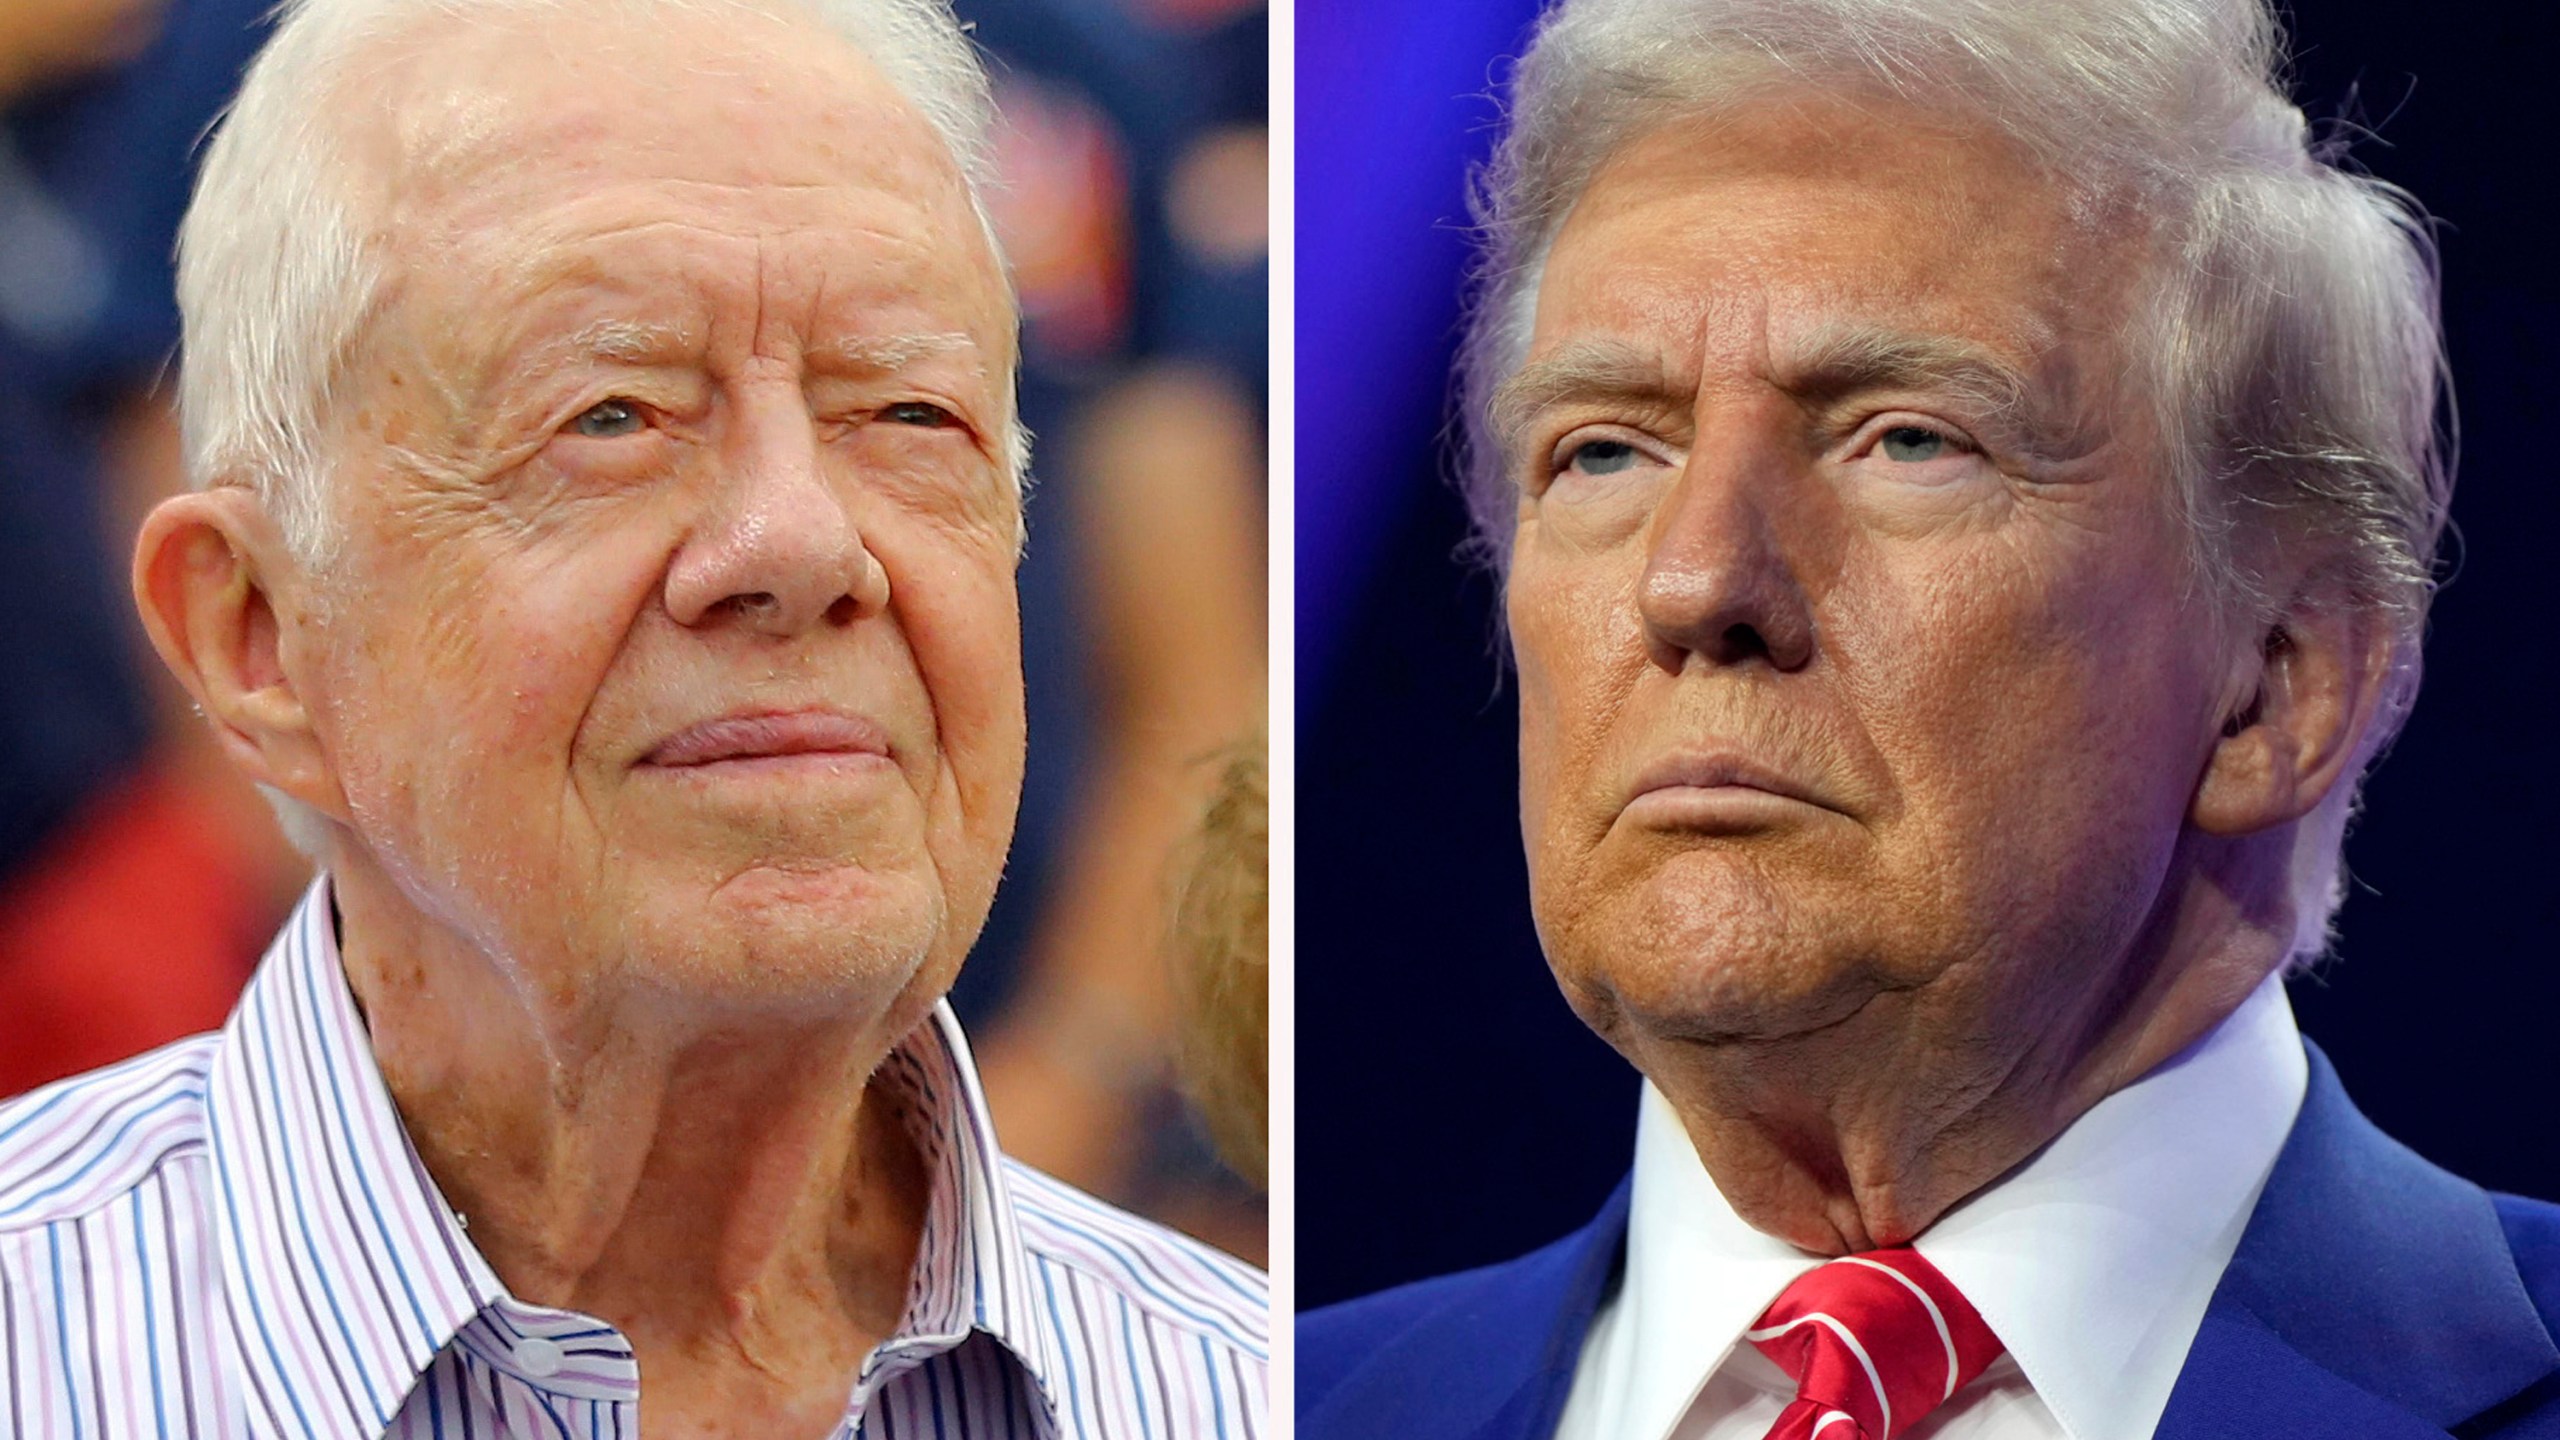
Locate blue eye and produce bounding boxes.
[1879,425,1946,462]
[573,399,644,438]
[884,401,955,428]
[1565,439,1640,475]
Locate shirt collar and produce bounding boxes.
[854,988,1070,1431]
[1608,972,2307,1440]
[206,876,1068,1437]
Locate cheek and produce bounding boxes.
[1841,530,2214,867]
[472,555,663,765]
[897,554,1025,818]
[1507,566,1573,869]
[1507,551,1643,870]
[322,529,661,830]
[898,563,1022,942]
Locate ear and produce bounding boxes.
[132,487,349,826]
[2190,576,2397,836]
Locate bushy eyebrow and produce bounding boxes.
[1489,338,1684,460]
[1490,324,2065,463]
[568,318,697,365]
[1782,323,2035,426]
[560,323,976,373]
[807,330,978,374]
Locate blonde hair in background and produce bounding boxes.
[1170,734,1268,1190]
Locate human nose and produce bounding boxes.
[663,390,888,633]
[1636,414,1817,673]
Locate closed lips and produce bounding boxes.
[641,711,892,766]
[1625,753,1836,812]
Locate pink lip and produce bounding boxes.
[1623,751,1838,815]
[641,709,893,768]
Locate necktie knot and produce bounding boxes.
[1746,1249,2003,1440]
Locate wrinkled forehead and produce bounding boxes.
[335,3,994,292]
[1514,102,2163,456]
[1545,97,2141,364]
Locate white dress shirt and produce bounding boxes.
[1552,974,2308,1440]
[0,880,1269,1438]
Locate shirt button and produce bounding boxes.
[514,1337,565,1378]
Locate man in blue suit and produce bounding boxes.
[1299,0,2560,1434]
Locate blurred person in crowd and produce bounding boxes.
[0,0,298,1097]
[0,0,1265,1434]
[0,0,163,95]
[1300,0,2560,1435]
[1170,734,1267,1189]
[957,0,1268,1255]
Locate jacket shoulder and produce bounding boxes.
[1300,1248,1566,1402]
[2167,1045,2560,1437]
[1299,1184,1629,1440]
[2498,1193,2560,1388]
[2471,1193,2560,1435]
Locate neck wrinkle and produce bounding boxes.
[328,850,932,1369]
[1642,906,2292,1255]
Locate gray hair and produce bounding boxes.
[1460,0,2452,960]
[176,0,1020,855]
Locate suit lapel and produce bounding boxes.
[1300,1180,1629,1440]
[2157,1043,2559,1438]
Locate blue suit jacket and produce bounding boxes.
[1301,1046,2560,1438]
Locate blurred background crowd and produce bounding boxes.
[0,0,1265,1258]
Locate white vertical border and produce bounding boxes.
[1264,0,1298,1429]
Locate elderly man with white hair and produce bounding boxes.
[1301,0,2560,1436]
[0,0,1266,1435]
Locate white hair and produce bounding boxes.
[176,0,1024,856]
[1460,0,2452,961]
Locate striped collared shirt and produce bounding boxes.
[0,883,1267,1438]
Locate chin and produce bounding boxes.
[628,861,951,1016]
[1546,856,1891,1046]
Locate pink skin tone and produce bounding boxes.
[1502,94,2392,1255]
[136,8,1021,1436]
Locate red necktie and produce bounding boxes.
[1746,1249,2004,1440]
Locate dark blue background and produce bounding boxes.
[1297,0,2560,1309]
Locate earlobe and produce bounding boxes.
[133,489,346,823]
[2191,594,2392,837]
